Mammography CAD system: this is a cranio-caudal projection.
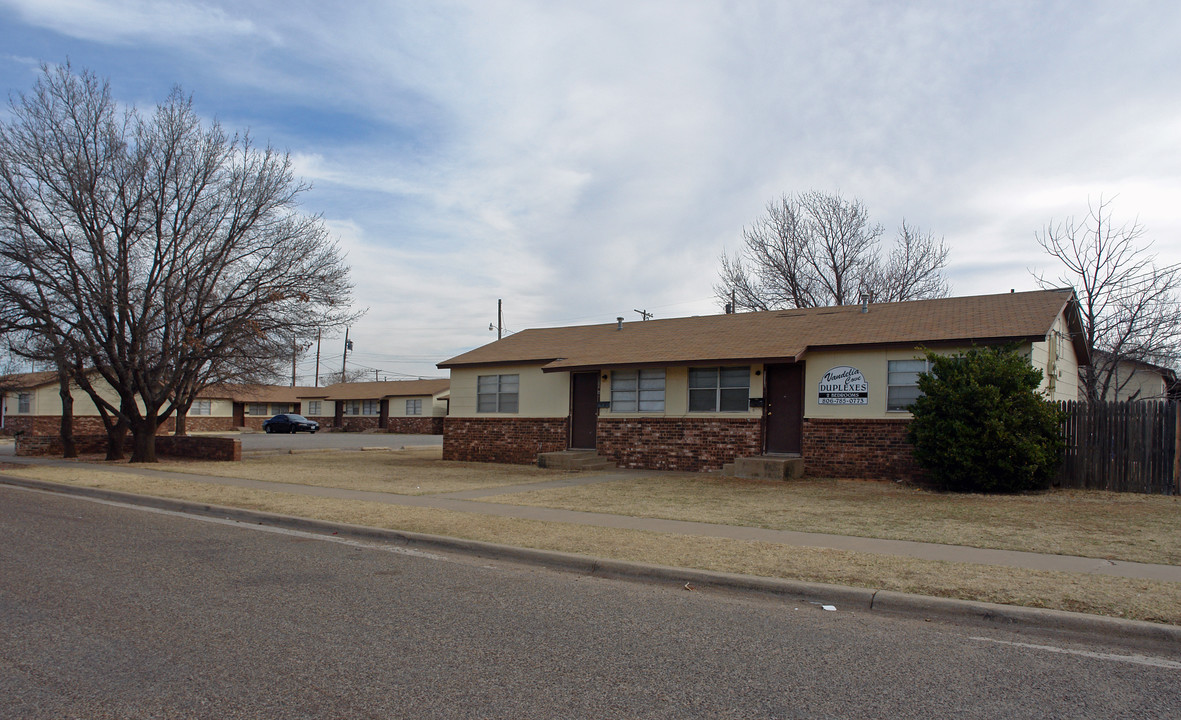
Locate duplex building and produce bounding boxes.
[438,289,1088,479]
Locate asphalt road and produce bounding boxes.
[2,486,1178,719]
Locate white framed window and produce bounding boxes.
[190,399,212,416]
[689,367,750,412]
[477,374,519,413]
[270,403,289,416]
[248,403,268,416]
[887,359,932,412]
[18,393,31,413]
[611,369,665,413]
[406,399,422,415]
[343,399,378,416]
[308,400,322,416]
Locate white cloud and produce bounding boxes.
[1,0,274,44]
[11,1,1180,373]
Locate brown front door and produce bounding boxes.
[233,402,245,426]
[764,363,803,454]
[569,372,599,449]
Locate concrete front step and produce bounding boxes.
[537,450,617,471]
[722,455,805,481]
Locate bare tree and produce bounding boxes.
[1035,196,1181,402]
[716,191,949,311]
[0,63,358,461]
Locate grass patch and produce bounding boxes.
[3,465,1179,625]
[484,474,1181,566]
[149,447,575,496]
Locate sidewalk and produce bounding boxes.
[3,454,1179,583]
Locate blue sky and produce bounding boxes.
[3,0,1180,381]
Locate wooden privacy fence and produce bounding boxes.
[1057,400,1180,495]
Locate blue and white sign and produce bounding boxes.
[818,366,869,405]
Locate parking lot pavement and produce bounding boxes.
[229,431,442,452]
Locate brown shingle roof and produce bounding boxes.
[197,384,312,403]
[439,289,1089,371]
[296,379,450,400]
[0,371,60,389]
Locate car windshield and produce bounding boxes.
[286,414,310,422]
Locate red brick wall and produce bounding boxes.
[16,434,240,461]
[597,417,763,472]
[801,418,920,480]
[387,416,444,434]
[443,417,568,464]
[338,416,381,432]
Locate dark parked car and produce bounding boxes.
[263,413,320,434]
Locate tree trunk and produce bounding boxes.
[104,418,128,461]
[130,416,158,463]
[174,403,189,436]
[56,369,77,459]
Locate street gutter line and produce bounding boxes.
[968,636,1181,669]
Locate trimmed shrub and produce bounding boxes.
[906,347,1064,493]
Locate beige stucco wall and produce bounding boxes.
[5,377,122,418]
[386,394,449,418]
[2,379,240,419]
[804,327,1077,418]
[1105,364,1169,401]
[449,364,570,418]
[1028,313,1080,402]
[189,398,235,418]
[301,399,335,417]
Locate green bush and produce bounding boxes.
[905,346,1065,493]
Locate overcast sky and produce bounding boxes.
[2,0,1179,381]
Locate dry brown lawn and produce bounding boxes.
[484,474,1181,566]
[150,446,571,495]
[3,463,1179,625]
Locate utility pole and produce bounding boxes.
[314,329,321,387]
[291,338,297,387]
[341,328,351,383]
[490,299,503,339]
[634,309,653,321]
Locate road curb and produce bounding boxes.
[3,474,1180,653]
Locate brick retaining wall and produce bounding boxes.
[443,417,568,464]
[801,417,920,480]
[16,434,240,461]
[3,415,236,434]
[597,417,763,472]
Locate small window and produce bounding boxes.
[611,369,665,413]
[689,367,750,412]
[477,374,519,413]
[248,403,267,416]
[190,399,212,416]
[887,359,931,412]
[270,403,289,416]
[343,400,359,416]
[18,392,31,413]
[362,399,378,416]
[308,400,322,416]
[406,399,422,415]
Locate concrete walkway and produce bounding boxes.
[1,453,1179,583]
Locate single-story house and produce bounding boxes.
[437,289,1089,479]
[0,374,307,434]
[1086,351,1177,402]
[296,379,450,433]
[194,384,307,431]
